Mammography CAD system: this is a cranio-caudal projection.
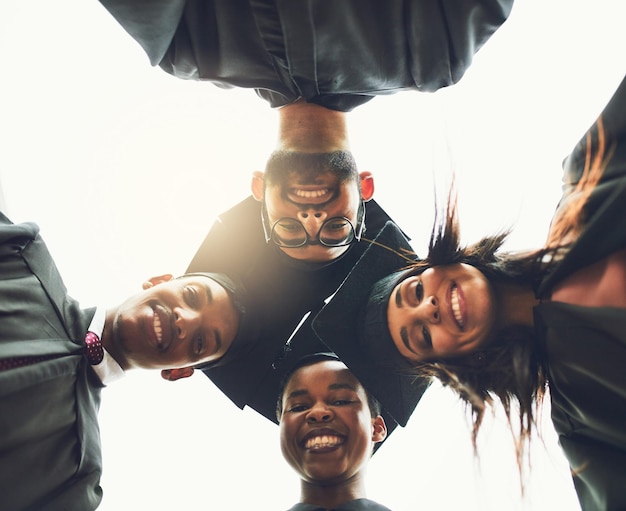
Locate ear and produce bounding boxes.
[161,367,195,381]
[251,171,265,202]
[142,274,174,290]
[371,415,387,443]
[359,171,374,202]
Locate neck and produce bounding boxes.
[299,474,366,509]
[100,307,128,371]
[277,100,349,152]
[492,283,538,329]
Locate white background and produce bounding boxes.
[1,1,625,509]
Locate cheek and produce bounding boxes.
[472,281,497,340]
[265,190,286,217]
[482,281,497,317]
[347,417,376,465]
[279,423,301,467]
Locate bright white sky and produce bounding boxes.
[1,1,625,510]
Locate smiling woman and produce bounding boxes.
[385,263,497,361]
[277,353,389,510]
[321,73,626,511]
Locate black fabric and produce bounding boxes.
[98,0,514,111]
[534,73,626,511]
[312,222,429,428]
[287,498,393,511]
[186,198,411,427]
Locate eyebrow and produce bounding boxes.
[200,280,214,305]
[285,382,357,401]
[285,389,309,400]
[397,284,421,356]
[197,280,222,358]
[395,286,403,308]
[400,326,421,357]
[328,382,357,392]
[400,326,411,351]
[213,329,222,354]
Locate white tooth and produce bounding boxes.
[294,188,328,198]
[154,314,162,341]
[306,435,341,449]
[451,288,464,328]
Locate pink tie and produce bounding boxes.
[84,331,104,365]
[0,332,103,370]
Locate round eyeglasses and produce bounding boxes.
[261,201,366,248]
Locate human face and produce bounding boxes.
[279,360,386,486]
[253,151,374,263]
[105,275,239,371]
[386,264,496,362]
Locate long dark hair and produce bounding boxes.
[407,119,611,478]
[405,188,548,475]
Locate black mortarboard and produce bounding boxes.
[183,272,259,369]
[312,222,430,427]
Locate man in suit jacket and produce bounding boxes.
[0,212,251,511]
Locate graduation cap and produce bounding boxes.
[184,272,260,369]
[312,221,430,427]
[246,317,400,452]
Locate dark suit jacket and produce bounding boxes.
[0,213,103,511]
[98,0,514,111]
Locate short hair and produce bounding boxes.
[275,352,382,421]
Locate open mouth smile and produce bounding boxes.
[151,306,171,351]
[301,428,346,452]
[288,186,333,205]
[450,284,465,330]
[293,188,329,199]
[304,434,345,452]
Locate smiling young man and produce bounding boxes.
[105,272,240,377]
[0,212,250,511]
[277,353,389,511]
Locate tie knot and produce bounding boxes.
[84,331,104,365]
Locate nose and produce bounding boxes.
[173,307,200,340]
[413,295,440,324]
[297,209,327,237]
[306,402,334,423]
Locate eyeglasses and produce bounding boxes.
[261,200,366,248]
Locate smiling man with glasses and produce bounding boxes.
[257,147,369,262]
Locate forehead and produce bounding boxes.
[284,360,362,395]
